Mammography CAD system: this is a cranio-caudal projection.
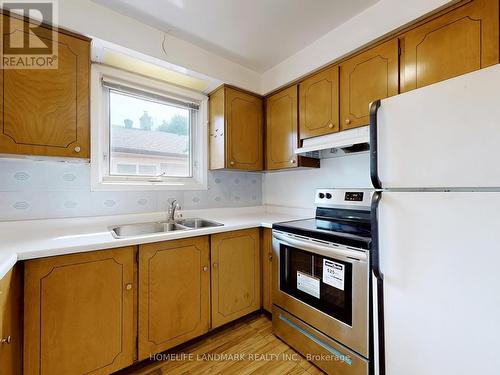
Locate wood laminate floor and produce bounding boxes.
[120,313,325,375]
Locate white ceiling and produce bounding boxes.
[93,0,379,73]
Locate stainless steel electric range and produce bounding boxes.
[272,188,373,375]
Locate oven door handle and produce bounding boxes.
[273,232,367,262]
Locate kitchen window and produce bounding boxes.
[91,65,208,191]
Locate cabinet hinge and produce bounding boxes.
[136,251,139,263]
[398,46,402,56]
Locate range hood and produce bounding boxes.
[295,125,369,158]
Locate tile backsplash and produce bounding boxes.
[0,158,262,221]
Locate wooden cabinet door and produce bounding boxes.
[340,38,399,130]
[209,86,226,170]
[261,229,273,313]
[211,228,261,328]
[266,85,299,170]
[0,14,90,158]
[24,248,135,375]
[226,87,263,170]
[0,265,23,375]
[299,65,339,139]
[401,0,499,92]
[138,237,210,360]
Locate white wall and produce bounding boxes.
[260,0,453,94]
[263,153,371,209]
[57,0,261,93]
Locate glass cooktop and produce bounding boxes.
[273,208,372,250]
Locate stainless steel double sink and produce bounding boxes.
[109,218,224,239]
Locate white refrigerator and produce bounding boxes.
[370,64,500,375]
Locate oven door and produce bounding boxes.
[272,230,369,357]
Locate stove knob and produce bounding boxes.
[326,193,332,199]
[318,193,325,199]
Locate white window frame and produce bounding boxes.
[91,64,208,191]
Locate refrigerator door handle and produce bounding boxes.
[369,100,382,189]
[370,191,386,375]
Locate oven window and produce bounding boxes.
[279,244,353,326]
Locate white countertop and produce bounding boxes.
[0,205,313,279]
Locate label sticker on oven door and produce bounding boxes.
[323,259,345,291]
[297,271,320,298]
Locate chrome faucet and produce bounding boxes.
[167,199,181,222]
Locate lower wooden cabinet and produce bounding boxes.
[211,228,261,328]
[24,247,135,375]
[20,229,265,373]
[0,265,23,375]
[138,236,210,360]
[261,228,273,313]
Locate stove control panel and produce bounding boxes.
[315,188,372,209]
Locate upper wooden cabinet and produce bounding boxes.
[340,38,399,130]
[299,65,339,139]
[24,247,135,375]
[266,85,319,170]
[211,228,261,328]
[266,86,298,169]
[209,85,263,171]
[0,13,90,158]
[400,0,499,92]
[138,237,210,360]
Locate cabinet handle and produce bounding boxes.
[229,161,235,166]
[345,118,351,125]
[0,336,11,344]
[213,262,218,269]
[202,266,208,272]
[125,283,133,291]
[268,254,273,261]
[290,159,296,164]
[74,146,81,153]
[328,123,334,129]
